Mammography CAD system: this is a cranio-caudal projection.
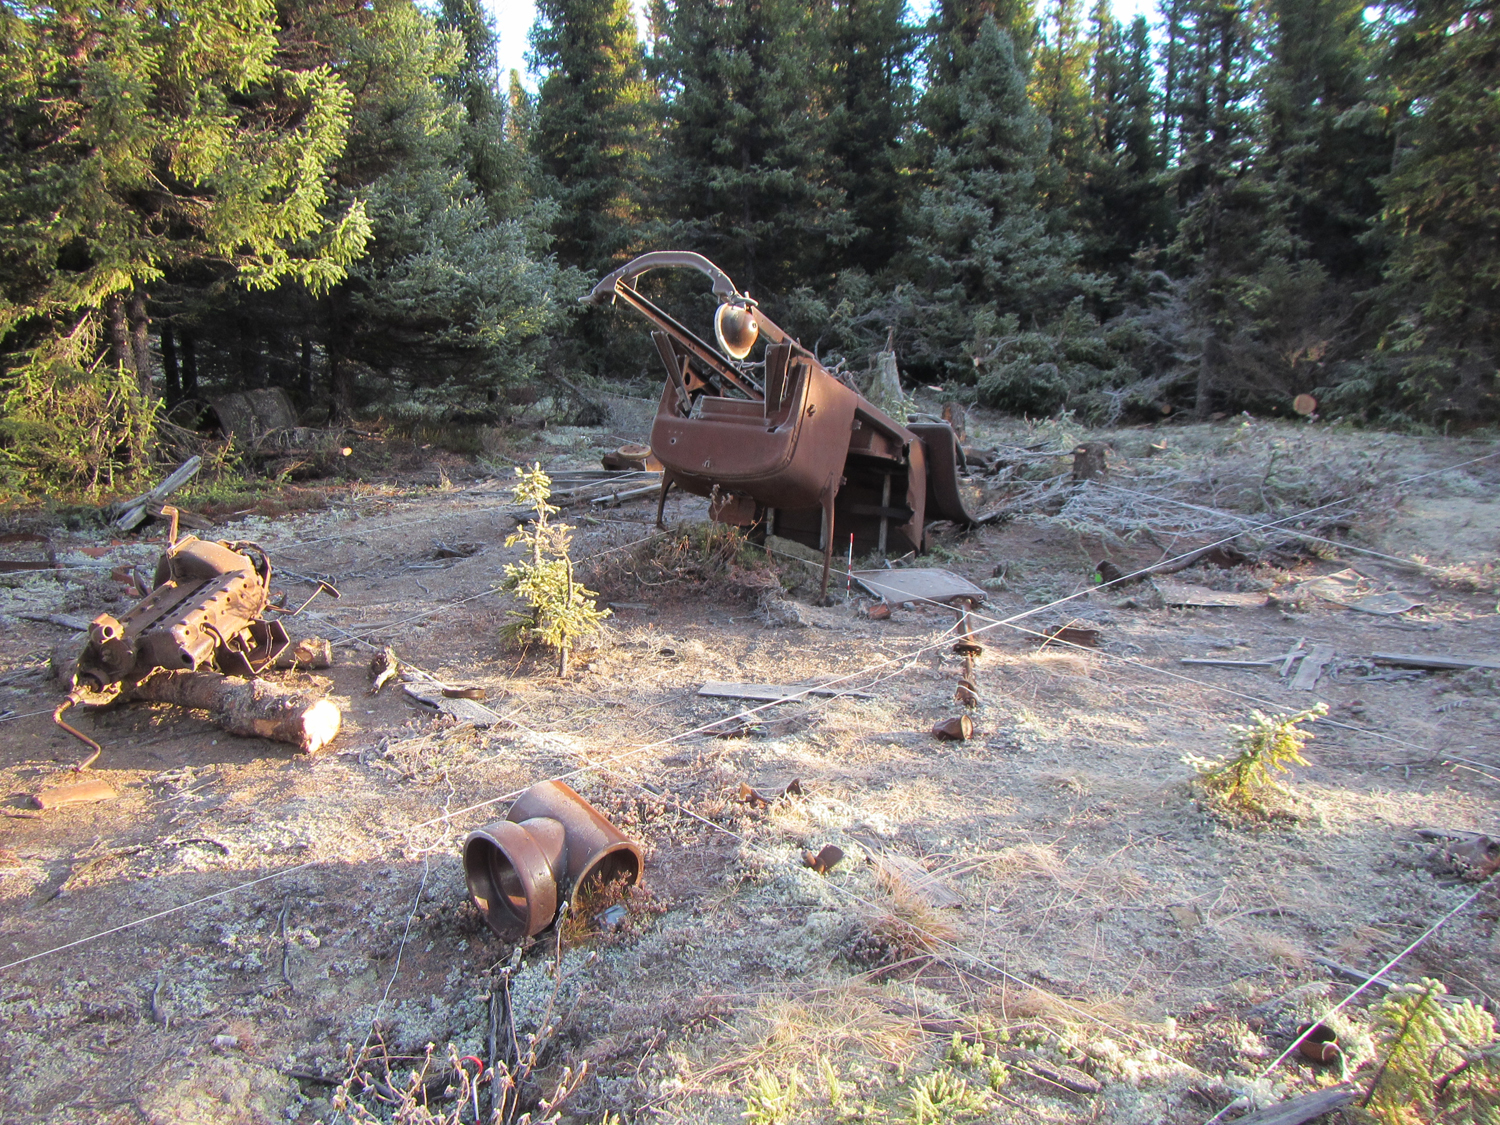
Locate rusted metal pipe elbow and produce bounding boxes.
[463,781,642,941]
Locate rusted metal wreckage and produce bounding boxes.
[53,510,340,765]
[584,252,981,596]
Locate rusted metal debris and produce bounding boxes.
[464,780,643,942]
[584,251,984,597]
[932,716,974,741]
[739,778,803,808]
[76,534,301,691]
[850,568,987,607]
[58,523,338,763]
[804,844,844,874]
[1294,1023,1341,1064]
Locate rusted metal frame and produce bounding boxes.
[651,332,692,417]
[612,284,762,400]
[588,249,743,304]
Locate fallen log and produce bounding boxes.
[111,456,202,532]
[127,671,341,754]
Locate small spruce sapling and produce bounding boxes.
[1184,703,1327,817]
[501,464,610,676]
[1363,977,1500,1124]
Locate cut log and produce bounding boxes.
[127,671,340,754]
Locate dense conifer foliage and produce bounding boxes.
[1,0,1495,496]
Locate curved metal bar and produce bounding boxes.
[582,251,745,306]
[54,697,102,771]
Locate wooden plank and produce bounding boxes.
[1291,644,1335,690]
[1222,1085,1354,1125]
[1372,652,1500,672]
[698,681,871,702]
[113,456,202,532]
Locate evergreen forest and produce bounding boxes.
[2,0,1497,498]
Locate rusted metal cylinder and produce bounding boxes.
[463,781,642,942]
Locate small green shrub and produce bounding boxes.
[906,1069,988,1123]
[1184,704,1326,818]
[501,464,610,676]
[743,1066,801,1125]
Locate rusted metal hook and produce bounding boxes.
[53,695,103,771]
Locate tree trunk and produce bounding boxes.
[181,332,198,398]
[126,671,342,754]
[299,335,314,400]
[1195,332,1219,420]
[104,293,134,377]
[128,288,153,401]
[161,323,181,405]
[328,345,357,423]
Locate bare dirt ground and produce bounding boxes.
[1,407,1497,1125]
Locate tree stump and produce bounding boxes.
[1072,442,1109,481]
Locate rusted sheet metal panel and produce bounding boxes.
[584,251,984,595]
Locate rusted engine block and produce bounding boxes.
[75,536,290,692]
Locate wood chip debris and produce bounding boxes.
[1154,580,1267,608]
[872,852,963,908]
[30,779,118,810]
[698,681,871,702]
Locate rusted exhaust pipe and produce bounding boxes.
[463,781,643,941]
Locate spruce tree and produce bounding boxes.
[1081,11,1171,280]
[825,0,919,275]
[1261,0,1386,283]
[531,0,658,274]
[1167,0,1283,416]
[649,0,850,300]
[909,17,1094,385]
[1377,0,1500,406]
[0,0,370,490]
[1030,0,1095,216]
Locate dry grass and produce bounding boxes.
[696,982,934,1082]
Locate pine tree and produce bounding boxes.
[649,0,850,300]
[531,0,658,275]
